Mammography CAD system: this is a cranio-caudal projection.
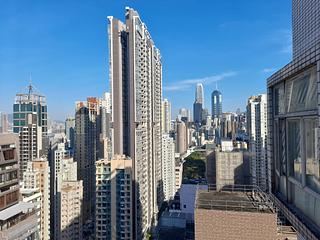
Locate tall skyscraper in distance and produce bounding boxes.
[175,120,187,154]
[211,90,222,119]
[13,83,48,178]
[193,102,202,124]
[195,83,204,105]
[108,7,163,238]
[179,108,191,122]
[247,94,268,192]
[193,83,204,124]
[0,112,9,133]
[267,0,320,238]
[162,99,171,134]
[65,117,75,150]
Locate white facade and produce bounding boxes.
[247,94,268,191]
[221,139,233,152]
[162,134,176,200]
[21,188,42,235]
[23,159,51,240]
[162,99,171,134]
[179,184,208,222]
[51,142,81,240]
[100,92,111,113]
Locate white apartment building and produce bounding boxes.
[246,94,268,191]
[162,134,176,200]
[108,7,163,238]
[23,158,50,240]
[162,99,171,134]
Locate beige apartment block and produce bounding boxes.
[60,181,83,240]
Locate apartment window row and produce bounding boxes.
[273,66,319,194]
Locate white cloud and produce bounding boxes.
[262,68,276,73]
[163,85,189,91]
[163,71,237,92]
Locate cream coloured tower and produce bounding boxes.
[108,7,163,238]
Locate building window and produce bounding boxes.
[287,119,301,182]
[3,149,14,161]
[305,118,319,193]
[285,67,317,113]
[274,83,285,115]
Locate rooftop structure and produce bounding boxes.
[195,185,279,240]
[196,185,274,213]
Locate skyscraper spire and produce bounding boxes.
[28,73,33,100]
[195,83,204,104]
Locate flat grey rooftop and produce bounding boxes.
[0,202,34,221]
[196,188,274,214]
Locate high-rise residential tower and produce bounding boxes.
[23,158,51,240]
[74,98,98,226]
[0,134,20,212]
[65,117,75,150]
[211,90,222,119]
[13,84,48,178]
[267,0,320,238]
[162,134,176,201]
[95,155,133,239]
[247,94,268,192]
[48,141,83,240]
[175,120,187,154]
[162,99,171,134]
[108,7,163,238]
[0,133,40,240]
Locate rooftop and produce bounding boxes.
[161,211,186,219]
[195,185,275,214]
[0,202,34,221]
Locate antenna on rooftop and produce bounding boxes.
[215,80,218,90]
[28,73,33,99]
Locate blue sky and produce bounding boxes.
[0,0,292,120]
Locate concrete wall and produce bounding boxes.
[179,184,207,222]
[195,209,277,240]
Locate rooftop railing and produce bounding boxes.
[195,184,276,213]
